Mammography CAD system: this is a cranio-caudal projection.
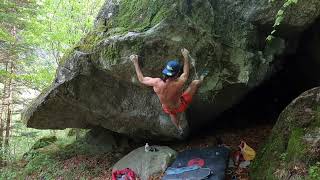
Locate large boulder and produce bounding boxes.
[23,0,320,140]
[251,87,320,179]
[113,146,177,180]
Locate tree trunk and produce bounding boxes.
[4,107,11,147]
[0,26,16,167]
[0,56,14,167]
[4,59,14,148]
[0,85,6,148]
[0,61,9,167]
[3,27,16,150]
[0,61,9,149]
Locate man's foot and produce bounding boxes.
[178,126,184,135]
[200,69,209,81]
[189,55,196,67]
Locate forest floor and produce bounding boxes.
[1,125,272,179]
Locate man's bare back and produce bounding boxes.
[153,78,184,109]
[130,48,207,133]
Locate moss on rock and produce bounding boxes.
[107,0,177,33]
[251,87,320,179]
[286,128,306,162]
[31,136,58,150]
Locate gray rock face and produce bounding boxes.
[23,0,320,140]
[113,146,177,180]
[83,127,130,152]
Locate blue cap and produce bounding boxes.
[162,60,181,77]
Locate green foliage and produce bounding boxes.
[0,69,11,79]
[1,130,113,179]
[0,0,52,91]
[0,28,14,42]
[24,153,58,176]
[0,165,19,179]
[266,0,299,41]
[1,0,104,90]
[22,0,105,63]
[0,2,106,177]
[0,0,35,40]
[309,162,320,179]
[279,152,287,161]
[18,67,55,90]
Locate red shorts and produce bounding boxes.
[162,92,193,115]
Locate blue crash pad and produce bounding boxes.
[162,146,230,180]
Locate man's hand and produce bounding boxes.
[130,54,138,63]
[181,48,189,58]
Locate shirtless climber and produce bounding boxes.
[130,48,208,133]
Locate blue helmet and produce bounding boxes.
[162,60,181,77]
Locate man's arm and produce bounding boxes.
[179,48,190,82]
[131,55,160,86]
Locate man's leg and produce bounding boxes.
[169,113,183,134]
[184,80,202,97]
[171,73,208,134]
[169,114,180,130]
[173,79,203,133]
[183,71,208,97]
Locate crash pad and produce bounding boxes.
[162,146,230,180]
